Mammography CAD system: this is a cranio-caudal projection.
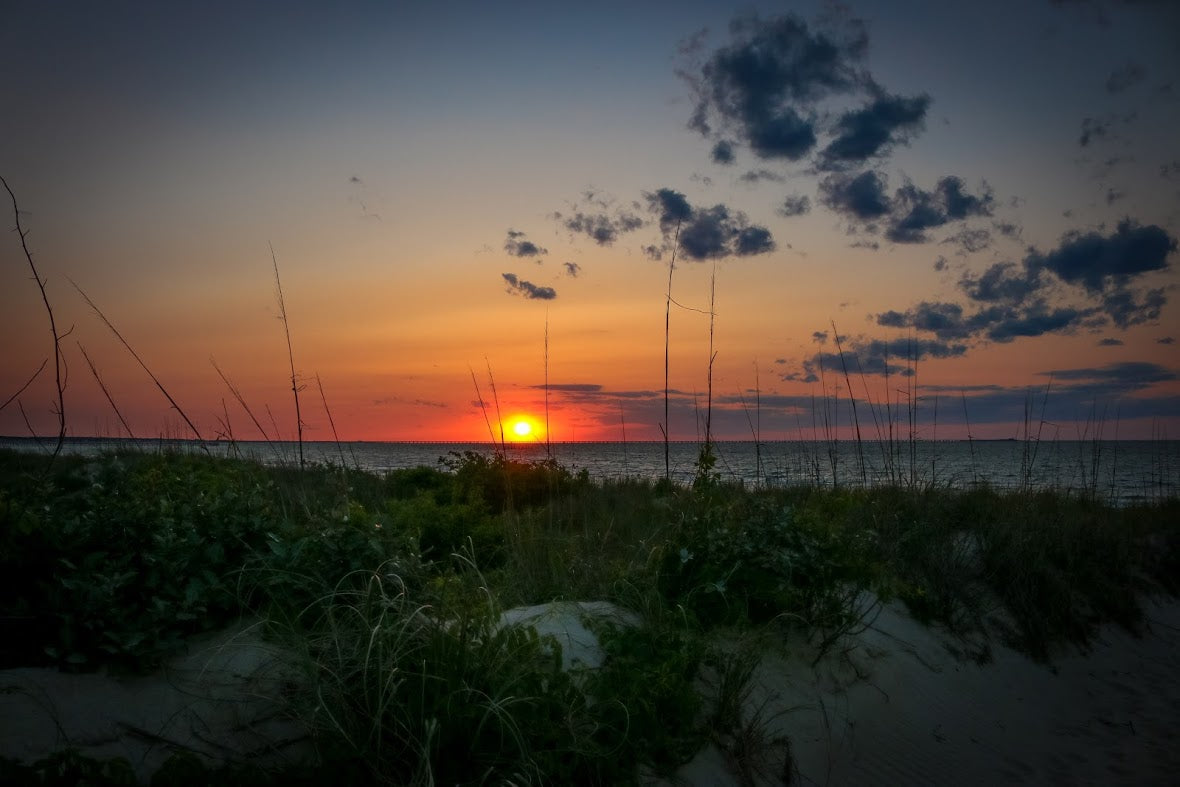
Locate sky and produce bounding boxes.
[2,0,1178,443]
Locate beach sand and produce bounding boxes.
[2,600,1177,784]
[676,596,1180,786]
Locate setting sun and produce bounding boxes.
[504,415,544,442]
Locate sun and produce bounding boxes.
[504,415,543,442]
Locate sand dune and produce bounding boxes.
[677,597,1180,786]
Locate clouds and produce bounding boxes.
[784,334,969,382]
[683,12,929,173]
[501,273,556,300]
[819,170,891,220]
[641,187,777,261]
[645,188,693,233]
[1105,61,1146,93]
[820,170,994,243]
[778,194,811,217]
[876,220,1176,342]
[1026,219,1174,291]
[559,210,644,245]
[504,229,547,258]
[820,90,930,168]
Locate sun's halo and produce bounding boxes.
[512,420,532,437]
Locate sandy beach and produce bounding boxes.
[3,597,1177,784]
[677,597,1180,786]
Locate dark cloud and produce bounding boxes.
[644,188,693,234]
[1042,361,1176,387]
[684,12,898,166]
[1105,187,1126,205]
[944,228,992,254]
[1078,111,1136,147]
[1101,286,1166,327]
[933,256,948,271]
[792,335,969,381]
[738,168,785,183]
[820,90,930,168]
[678,204,775,260]
[878,301,973,340]
[819,169,891,220]
[501,273,556,300]
[960,262,1039,305]
[1097,337,1124,346]
[736,224,775,255]
[348,175,362,184]
[711,140,736,164]
[563,261,581,278]
[886,177,994,243]
[778,194,811,217]
[1158,336,1175,344]
[504,229,547,258]
[993,221,1023,239]
[1106,61,1146,93]
[881,220,1176,342]
[644,189,776,261]
[559,210,644,246]
[986,304,1085,342]
[530,383,603,392]
[1026,219,1175,293]
[1079,116,1109,147]
[1161,161,1180,180]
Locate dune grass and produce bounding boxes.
[1,445,1178,783]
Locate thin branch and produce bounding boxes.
[470,366,497,447]
[69,278,207,449]
[210,357,283,463]
[315,373,346,467]
[77,342,137,442]
[0,359,47,414]
[485,358,505,449]
[271,245,304,470]
[663,220,681,483]
[2,175,66,460]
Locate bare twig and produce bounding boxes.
[210,357,284,463]
[485,358,505,449]
[832,321,866,486]
[470,366,497,447]
[70,279,207,449]
[17,400,44,450]
[544,311,550,459]
[0,359,47,414]
[77,342,137,441]
[271,245,304,470]
[315,373,346,467]
[663,220,682,483]
[2,175,67,460]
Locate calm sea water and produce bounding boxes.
[3,437,1177,503]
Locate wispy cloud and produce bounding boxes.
[504,229,548,258]
[501,272,556,300]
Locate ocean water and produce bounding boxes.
[3,436,1177,503]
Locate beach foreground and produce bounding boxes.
[672,597,1180,786]
[3,597,1177,785]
